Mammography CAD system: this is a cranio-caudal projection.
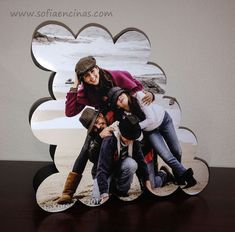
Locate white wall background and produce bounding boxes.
[0,0,234,167]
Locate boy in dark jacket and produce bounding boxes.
[95,115,151,203]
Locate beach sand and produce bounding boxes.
[36,141,209,212]
[32,101,209,212]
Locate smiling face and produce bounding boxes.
[92,113,107,134]
[116,93,129,110]
[83,66,100,85]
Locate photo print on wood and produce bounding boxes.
[30,21,210,212]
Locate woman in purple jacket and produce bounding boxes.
[65,56,154,117]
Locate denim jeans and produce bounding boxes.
[146,112,186,177]
[147,162,167,188]
[92,157,138,200]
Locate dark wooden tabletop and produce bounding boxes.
[0,161,234,232]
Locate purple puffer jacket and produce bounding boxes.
[65,70,143,117]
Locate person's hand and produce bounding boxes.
[99,127,114,139]
[72,74,81,88]
[142,91,154,105]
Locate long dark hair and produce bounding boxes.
[83,68,113,95]
[128,95,146,121]
[114,93,146,122]
[82,68,114,113]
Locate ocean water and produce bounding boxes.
[32,24,166,85]
[31,24,196,146]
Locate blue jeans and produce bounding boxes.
[146,112,186,177]
[92,157,137,200]
[147,162,167,188]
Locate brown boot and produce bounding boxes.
[57,172,82,204]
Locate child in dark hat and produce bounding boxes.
[94,115,151,203]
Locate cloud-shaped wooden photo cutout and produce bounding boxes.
[30,21,210,212]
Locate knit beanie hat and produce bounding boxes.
[108,86,127,109]
[119,115,141,140]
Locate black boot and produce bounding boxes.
[180,168,197,189]
[112,185,129,197]
[160,166,175,184]
[173,171,186,185]
[111,180,129,197]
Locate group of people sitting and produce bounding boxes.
[57,56,197,205]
